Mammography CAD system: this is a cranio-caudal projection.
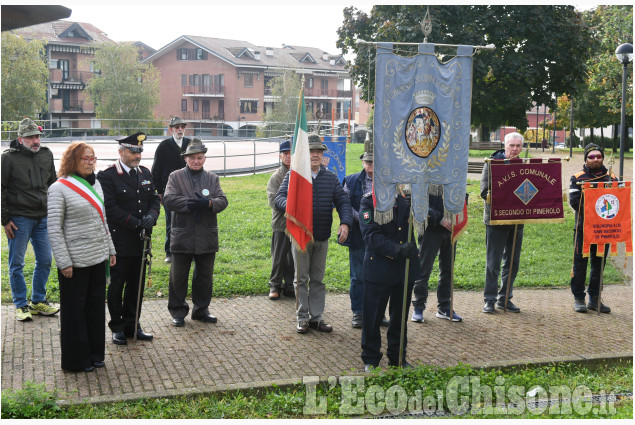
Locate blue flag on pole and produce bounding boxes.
[373,42,473,234]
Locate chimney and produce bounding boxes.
[330,59,335,65]
[322,52,329,60]
[254,51,260,60]
[265,47,273,56]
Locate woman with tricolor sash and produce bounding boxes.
[47,142,116,372]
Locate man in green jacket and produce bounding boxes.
[1,118,59,321]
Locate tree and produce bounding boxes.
[259,70,303,137]
[1,32,48,122]
[85,44,160,130]
[336,5,593,137]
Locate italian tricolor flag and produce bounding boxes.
[285,88,313,252]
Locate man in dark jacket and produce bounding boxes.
[411,193,464,323]
[163,139,228,327]
[480,132,524,314]
[152,116,191,263]
[359,188,420,371]
[97,132,161,344]
[568,143,617,313]
[266,140,294,300]
[274,134,353,334]
[1,118,59,322]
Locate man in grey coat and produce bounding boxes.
[266,140,294,300]
[163,139,228,327]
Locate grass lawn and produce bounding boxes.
[2,360,631,418]
[0,143,626,303]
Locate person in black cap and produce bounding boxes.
[568,143,617,313]
[97,132,161,344]
[266,139,295,300]
[163,138,228,327]
[152,117,191,263]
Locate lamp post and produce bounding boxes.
[615,42,633,180]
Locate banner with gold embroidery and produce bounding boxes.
[489,158,565,224]
[582,181,633,257]
[373,42,473,234]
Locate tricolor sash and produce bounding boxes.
[58,175,106,224]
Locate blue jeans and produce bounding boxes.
[7,216,52,308]
[349,246,365,314]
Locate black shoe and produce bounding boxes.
[282,287,295,297]
[84,365,95,372]
[351,313,363,328]
[308,320,333,332]
[496,300,520,313]
[574,298,587,313]
[93,361,105,368]
[483,301,496,314]
[112,331,127,345]
[136,328,154,341]
[192,314,217,323]
[172,317,185,327]
[587,297,611,313]
[380,317,390,327]
[388,360,413,369]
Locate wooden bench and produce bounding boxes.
[468,160,485,174]
[470,141,503,151]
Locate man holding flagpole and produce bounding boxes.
[274,89,352,334]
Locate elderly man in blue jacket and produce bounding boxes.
[275,134,353,334]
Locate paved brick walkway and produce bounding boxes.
[1,284,632,404]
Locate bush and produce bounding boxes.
[1,382,61,419]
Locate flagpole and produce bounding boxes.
[357,39,495,51]
[597,244,607,316]
[398,208,414,368]
[449,238,455,324]
[503,224,519,313]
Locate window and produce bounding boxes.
[244,73,253,88]
[196,48,206,60]
[181,99,187,111]
[178,48,188,60]
[193,99,199,112]
[320,79,328,96]
[58,59,69,80]
[181,74,187,86]
[305,78,314,89]
[240,100,258,114]
[189,74,200,86]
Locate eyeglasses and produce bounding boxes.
[587,154,603,160]
[81,156,98,164]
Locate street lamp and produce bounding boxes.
[615,42,633,180]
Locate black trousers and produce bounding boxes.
[168,252,215,319]
[58,262,106,371]
[269,231,294,292]
[108,256,146,336]
[361,279,413,367]
[412,231,455,311]
[570,231,609,299]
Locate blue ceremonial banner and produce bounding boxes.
[374,42,473,234]
[322,136,347,183]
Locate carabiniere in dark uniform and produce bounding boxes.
[97,132,160,345]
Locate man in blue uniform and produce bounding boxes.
[359,188,420,371]
[97,133,161,344]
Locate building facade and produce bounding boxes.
[144,36,355,137]
[13,20,115,131]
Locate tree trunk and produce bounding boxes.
[600,127,604,149]
[590,127,594,144]
[478,125,491,142]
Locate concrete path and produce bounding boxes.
[1,285,631,404]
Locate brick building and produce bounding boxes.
[12,20,115,131]
[143,36,354,137]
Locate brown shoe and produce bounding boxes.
[296,320,310,333]
[268,290,280,300]
[309,320,333,333]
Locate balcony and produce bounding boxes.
[49,69,94,86]
[180,111,225,121]
[50,98,92,113]
[182,85,224,96]
[303,88,353,99]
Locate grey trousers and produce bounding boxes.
[269,231,294,291]
[291,240,328,323]
[168,252,215,319]
[484,224,524,303]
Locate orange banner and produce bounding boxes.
[582,181,632,257]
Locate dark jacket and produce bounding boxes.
[359,194,420,285]
[480,149,509,225]
[1,143,56,225]
[569,164,617,232]
[97,162,161,257]
[163,167,228,254]
[340,168,370,248]
[274,165,353,242]
[151,136,191,195]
